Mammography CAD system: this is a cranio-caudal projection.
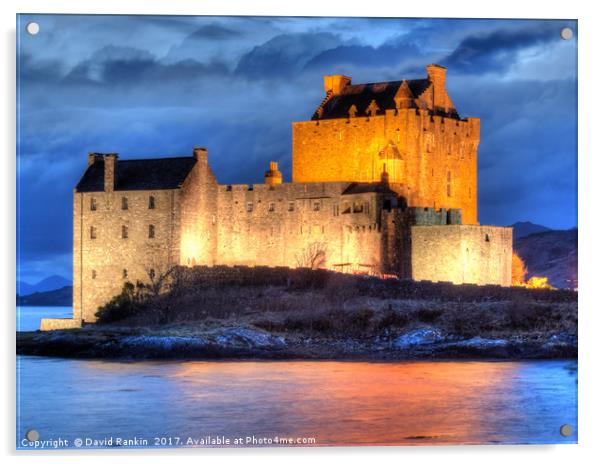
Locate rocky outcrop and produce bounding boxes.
[16,325,576,360]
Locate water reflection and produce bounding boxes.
[17,358,577,447]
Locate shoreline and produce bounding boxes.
[16,325,577,361]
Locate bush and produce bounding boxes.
[95,282,144,324]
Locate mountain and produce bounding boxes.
[17,275,72,296]
[510,221,552,239]
[17,286,73,306]
[513,228,578,289]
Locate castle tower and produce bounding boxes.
[291,64,480,224]
[264,161,283,186]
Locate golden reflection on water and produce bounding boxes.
[166,360,517,445]
[23,358,576,446]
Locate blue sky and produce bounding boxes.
[16,15,577,283]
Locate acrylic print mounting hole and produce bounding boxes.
[560,27,573,40]
[26,22,40,35]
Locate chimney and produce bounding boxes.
[104,153,118,193]
[426,64,448,111]
[323,75,351,95]
[193,146,208,164]
[264,161,283,186]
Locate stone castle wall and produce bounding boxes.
[292,108,479,224]
[410,225,512,285]
[73,188,182,322]
[214,182,389,273]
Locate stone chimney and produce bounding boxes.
[264,161,283,186]
[323,75,351,95]
[193,146,208,164]
[426,64,448,111]
[104,153,118,193]
[87,152,103,166]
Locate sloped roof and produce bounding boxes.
[75,156,197,192]
[342,182,397,195]
[315,79,431,120]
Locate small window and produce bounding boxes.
[90,226,97,240]
[246,202,253,212]
[268,202,275,212]
[353,203,364,213]
[90,197,97,211]
[288,202,295,212]
[485,234,490,242]
[122,225,128,239]
[148,224,155,239]
[148,196,155,209]
[149,269,156,279]
[123,269,128,279]
[91,270,97,279]
[122,197,128,210]
[313,202,320,211]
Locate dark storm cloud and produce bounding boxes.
[62,45,229,86]
[441,22,562,73]
[234,32,342,78]
[188,24,243,40]
[303,38,424,73]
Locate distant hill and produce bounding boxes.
[17,275,72,296]
[514,229,578,289]
[510,221,552,239]
[17,286,72,306]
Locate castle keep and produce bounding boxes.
[47,65,512,328]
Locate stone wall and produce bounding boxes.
[410,225,513,286]
[73,188,182,322]
[215,182,388,274]
[40,318,82,331]
[292,108,479,224]
[179,149,219,267]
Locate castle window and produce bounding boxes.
[123,269,128,279]
[121,197,128,210]
[122,225,128,239]
[90,226,97,240]
[313,202,320,211]
[288,202,295,212]
[268,202,275,212]
[149,196,155,209]
[485,234,490,242]
[149,269,155,279]
[148,224,155,239]
[90,197,97,211]
[92,270,97,279]
[342,202,351,214]
[353,203,364,213]
[246,202,253,212]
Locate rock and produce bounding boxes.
[213,327,286,349]
[449,337,509,349]
[393,328,444,349]
[120,335,208,350]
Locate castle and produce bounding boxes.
[41,64,512,329]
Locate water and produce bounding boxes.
[16,357,577,448]
[17,306,73,332]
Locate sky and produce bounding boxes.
[16,15,578,283]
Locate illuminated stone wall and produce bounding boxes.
[215,182,391,273]
[73,188,182,322]
[73,154,218,323]
[410,225,513,285]
[292,109,480,225]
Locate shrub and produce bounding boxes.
[95,282,144,324]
